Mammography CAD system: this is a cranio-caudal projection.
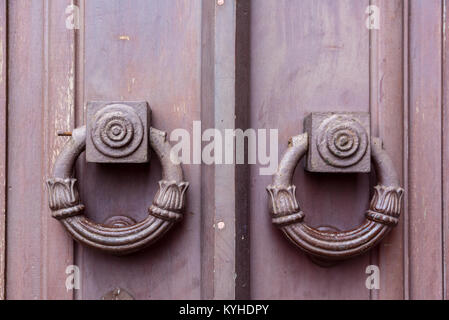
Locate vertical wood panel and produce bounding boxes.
[200,0,251,300]
[0,0,6,301]
[213,0,237,300]
[408,0,443,300]
[74,0,85,301]
[403,0,410,300]
[76,0,202,299]
[199,0,216,300]
[7,0,75,299]
[7,0,45,299]
[43,0,76,300]
[235,0,251,299]
[370,0,405,300]
[443,0,449,301]
[250,0,372,299]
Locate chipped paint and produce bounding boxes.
[119,35,130,41]
[326,44,344,50]
[173,102,187,114]
[127,77,136,93]
[53,61,75,166]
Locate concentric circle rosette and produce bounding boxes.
[317,115,368,168]
[91,104,144,158]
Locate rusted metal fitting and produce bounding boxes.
[267,126,404,264]
[86,101,150,163]
[304,112,371,173]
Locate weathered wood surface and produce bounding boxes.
[199,0,216,300]
[442,0,449,301]
[408,0,443,300]
[3,0,449,300]
[250,0,372,300]
[248,0,446,300]
[369,0,405,300]
[7,0,75,299]
[75,0,203,299]
[210,0,237,299]
[0,0,6,301]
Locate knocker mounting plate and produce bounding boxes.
[86,101,150,163]
[304,112,371,173]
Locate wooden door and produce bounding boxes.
[0,0,448,300]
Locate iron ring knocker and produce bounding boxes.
[46,126,189,255]
[267,133,404,262]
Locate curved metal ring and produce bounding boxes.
[46,126,189,255]
[267,133,404,261]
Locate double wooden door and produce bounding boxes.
[0,0,448,300]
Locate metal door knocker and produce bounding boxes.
[267,112,404,263]
[46,101,189,255]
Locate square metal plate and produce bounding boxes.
[304,112,371,173]
[86,101,150,163]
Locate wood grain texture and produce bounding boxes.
[443,0,449,301]
[0,0,6,301]
[369,0,405,300]
[213,0,237,300]
[7,0,45,299]
[75,0,202,299]
[235,0,251,300]
[42,0,77,299]
[7,0,75,299]
[200,0,251,300]
[250,0,372,299]
[199,0,216,300]
[402,0,410,300]
[408,0,443,300]
[4,0,449,300]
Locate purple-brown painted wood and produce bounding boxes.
[3,0,449,300]
[250,0,372,300]
[43,0,78,300]
[443,0,449,301]
[408,0,443,300]
[0,0,6,301]
[369,0,405,300]
[7,0,75,300]
[75,0,202,299]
